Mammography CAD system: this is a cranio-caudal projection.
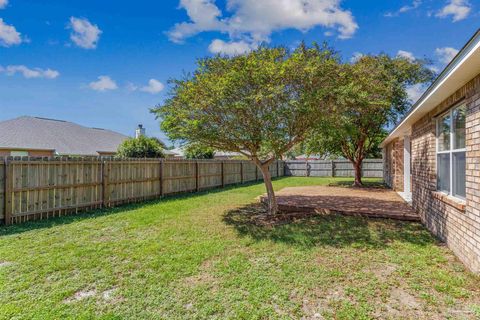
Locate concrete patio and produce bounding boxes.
[263,186,420,221]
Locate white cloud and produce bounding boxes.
[168,0,224,43]
[140,79,165,94]
[208,39,255,56]
[0,65,60,79]
[406,84,426,103]
[0,0,8,9]
[350,52,364,63]
[89,76,117,91]
[168,0,358,50]
[0,18,23,47]
[428,65,440,73]
[397,50,415,61]
[385,0,422,17]
[68,17,102,49]
[399,0,422,13]
[435,47,459,64]
[436,0,471,22]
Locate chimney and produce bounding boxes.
[135,124,145,138]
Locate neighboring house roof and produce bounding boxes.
[168,148,242,158]
[381,29,480,147]
[214,151,242,158]
[0,116,129,156]
[170,147,184,157]
[294,154,325,160]
[163,149,177,156]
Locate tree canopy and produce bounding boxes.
[305,54,435,186]
[116,135,165,158]
[153,44,340,214]
[183,143,215,159]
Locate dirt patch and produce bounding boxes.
[380,287,426,318]
[183,272,216,287]
[182,258,219,291]
[389,287,421,309]
[64,289,97,303]
[291,285,348,319]
[0,261,13,268]
[102,287,117,301]
[368,263,397,280]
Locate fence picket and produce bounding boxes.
[284,159,383,178]
[0,157,381,225]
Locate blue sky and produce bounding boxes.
[0,0,477,145]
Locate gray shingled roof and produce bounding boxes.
[0,116,129,156]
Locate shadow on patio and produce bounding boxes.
[261,185,420,221]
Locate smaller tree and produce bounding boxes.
[306,54,434,186]
[184,143,215,159]
[117,136,165,158]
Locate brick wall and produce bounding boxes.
[0,149,54,157]
[384,138,404,191]
[410,73,480,273]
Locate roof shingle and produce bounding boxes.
[0,116,129,155]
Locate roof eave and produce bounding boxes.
[381,29,480,147]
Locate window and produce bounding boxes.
[10,150,29,157]
[436,104,466,199]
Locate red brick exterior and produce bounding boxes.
[385,73,480,272]
[384,138,404,192]
[0,149,54,157]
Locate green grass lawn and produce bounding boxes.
[1,177,479,319]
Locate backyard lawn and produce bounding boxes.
[0,177,479,319]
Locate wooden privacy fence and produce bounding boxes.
[284,159,383,178]
[0,157,285,225]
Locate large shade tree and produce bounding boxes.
[153,44,340,214]
[305,54,435,186]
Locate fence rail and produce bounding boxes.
[0,157,284,225]
[0,157,384,225]
[284,159,383,178]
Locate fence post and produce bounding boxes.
[102,160,109,208]
[240,161,244,184]
[306,160,309,177]
[331,160,335,177]
[159,159,164,197]
[195,160,200,192]
[4,158,11,226]
[221,161,225,187]
[276,161,279,177]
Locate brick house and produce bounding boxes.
[0,116,129,157]
[382,30,480,272]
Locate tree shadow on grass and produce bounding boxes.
[222,204,435,250]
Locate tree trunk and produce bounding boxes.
[352,160,363,187]
[259,164,278,215]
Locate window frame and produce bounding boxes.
[435,103,466,200]
[9,150,29,157]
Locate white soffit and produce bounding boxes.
[382,30,480,147]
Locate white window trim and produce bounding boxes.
[10,150,29,157]
[435,104,466,200]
